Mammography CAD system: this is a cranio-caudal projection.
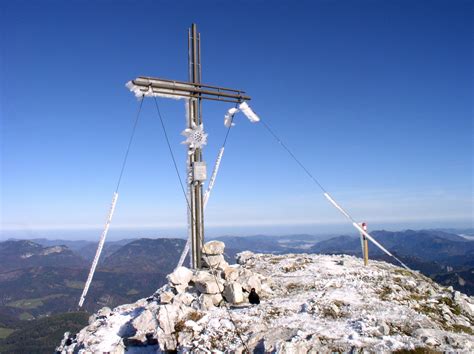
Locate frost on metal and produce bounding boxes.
[181,124,208,150]
[238,101,260,123]
[323,192,409,269]
[224,107,239,127]
[203,147,225,208]
[125,80,191,100]
[78,192,119,307]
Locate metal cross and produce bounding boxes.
[127,24,251,269]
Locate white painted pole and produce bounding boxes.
[78,192,118,307]
[324,192,409,269]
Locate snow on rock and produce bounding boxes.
[202,240,225,255]
[202,254,228,269]
[168,266,193,286]
[57,245,474,353]
[223,281,244,304]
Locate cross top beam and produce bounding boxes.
[129,76,251,103]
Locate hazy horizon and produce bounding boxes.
[1,219,472,241]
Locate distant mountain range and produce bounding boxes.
[310,230,474,265]
[0,240,84,272]
[0,229,473,353]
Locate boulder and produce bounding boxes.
[194,271,224,294]
[202,240,225,255]
[236,251,254,265]
[132,309,159,339]
[202,254,228,270]
[223,282,244,304]
[198,294,215,311]
[158,304,179,334]
[240,274,262,293]
[223,266,240,281]
[168,266,193,286]
[211,293,224,306]
[173,292,195,306]
[98,307,112,317]
[157,332,177,351]
[173,283,188,294]
[159,291,174,304]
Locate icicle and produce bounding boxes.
[224,107,239,127]
[79,192,119,307]
[238,101,260,123]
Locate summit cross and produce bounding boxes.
[127,24,251,269]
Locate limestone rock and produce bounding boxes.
[168,266,193,286]
[202,254,228,270]
[199,294,215,311]
[157,333,177,351]
[236,251,254,265]
[223,265,240,281]
[159,291,174,304]
[194,271,224,294]
[58,247,474,354]
[376,320,390,336]
[223,281,244,304]
[202,240,225,255]
[98,306,112,317]
[178,330,194,346]
[173,283,188,294]
[185,320,203,333]
[240,274,262,293]
[132,309,159,339]
[174,292,195,306]
[158,304,179,334]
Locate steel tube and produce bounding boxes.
[132,79,251,101]
[136,76,247,94]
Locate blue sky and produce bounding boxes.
[1,0,472,239]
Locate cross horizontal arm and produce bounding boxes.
[128,76,251,103]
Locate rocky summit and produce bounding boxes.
[57,241,474,353]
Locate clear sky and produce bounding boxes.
[1,0,472,239]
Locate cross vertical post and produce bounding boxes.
[188,24,204,269]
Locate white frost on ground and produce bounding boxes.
[58,250,474,353]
